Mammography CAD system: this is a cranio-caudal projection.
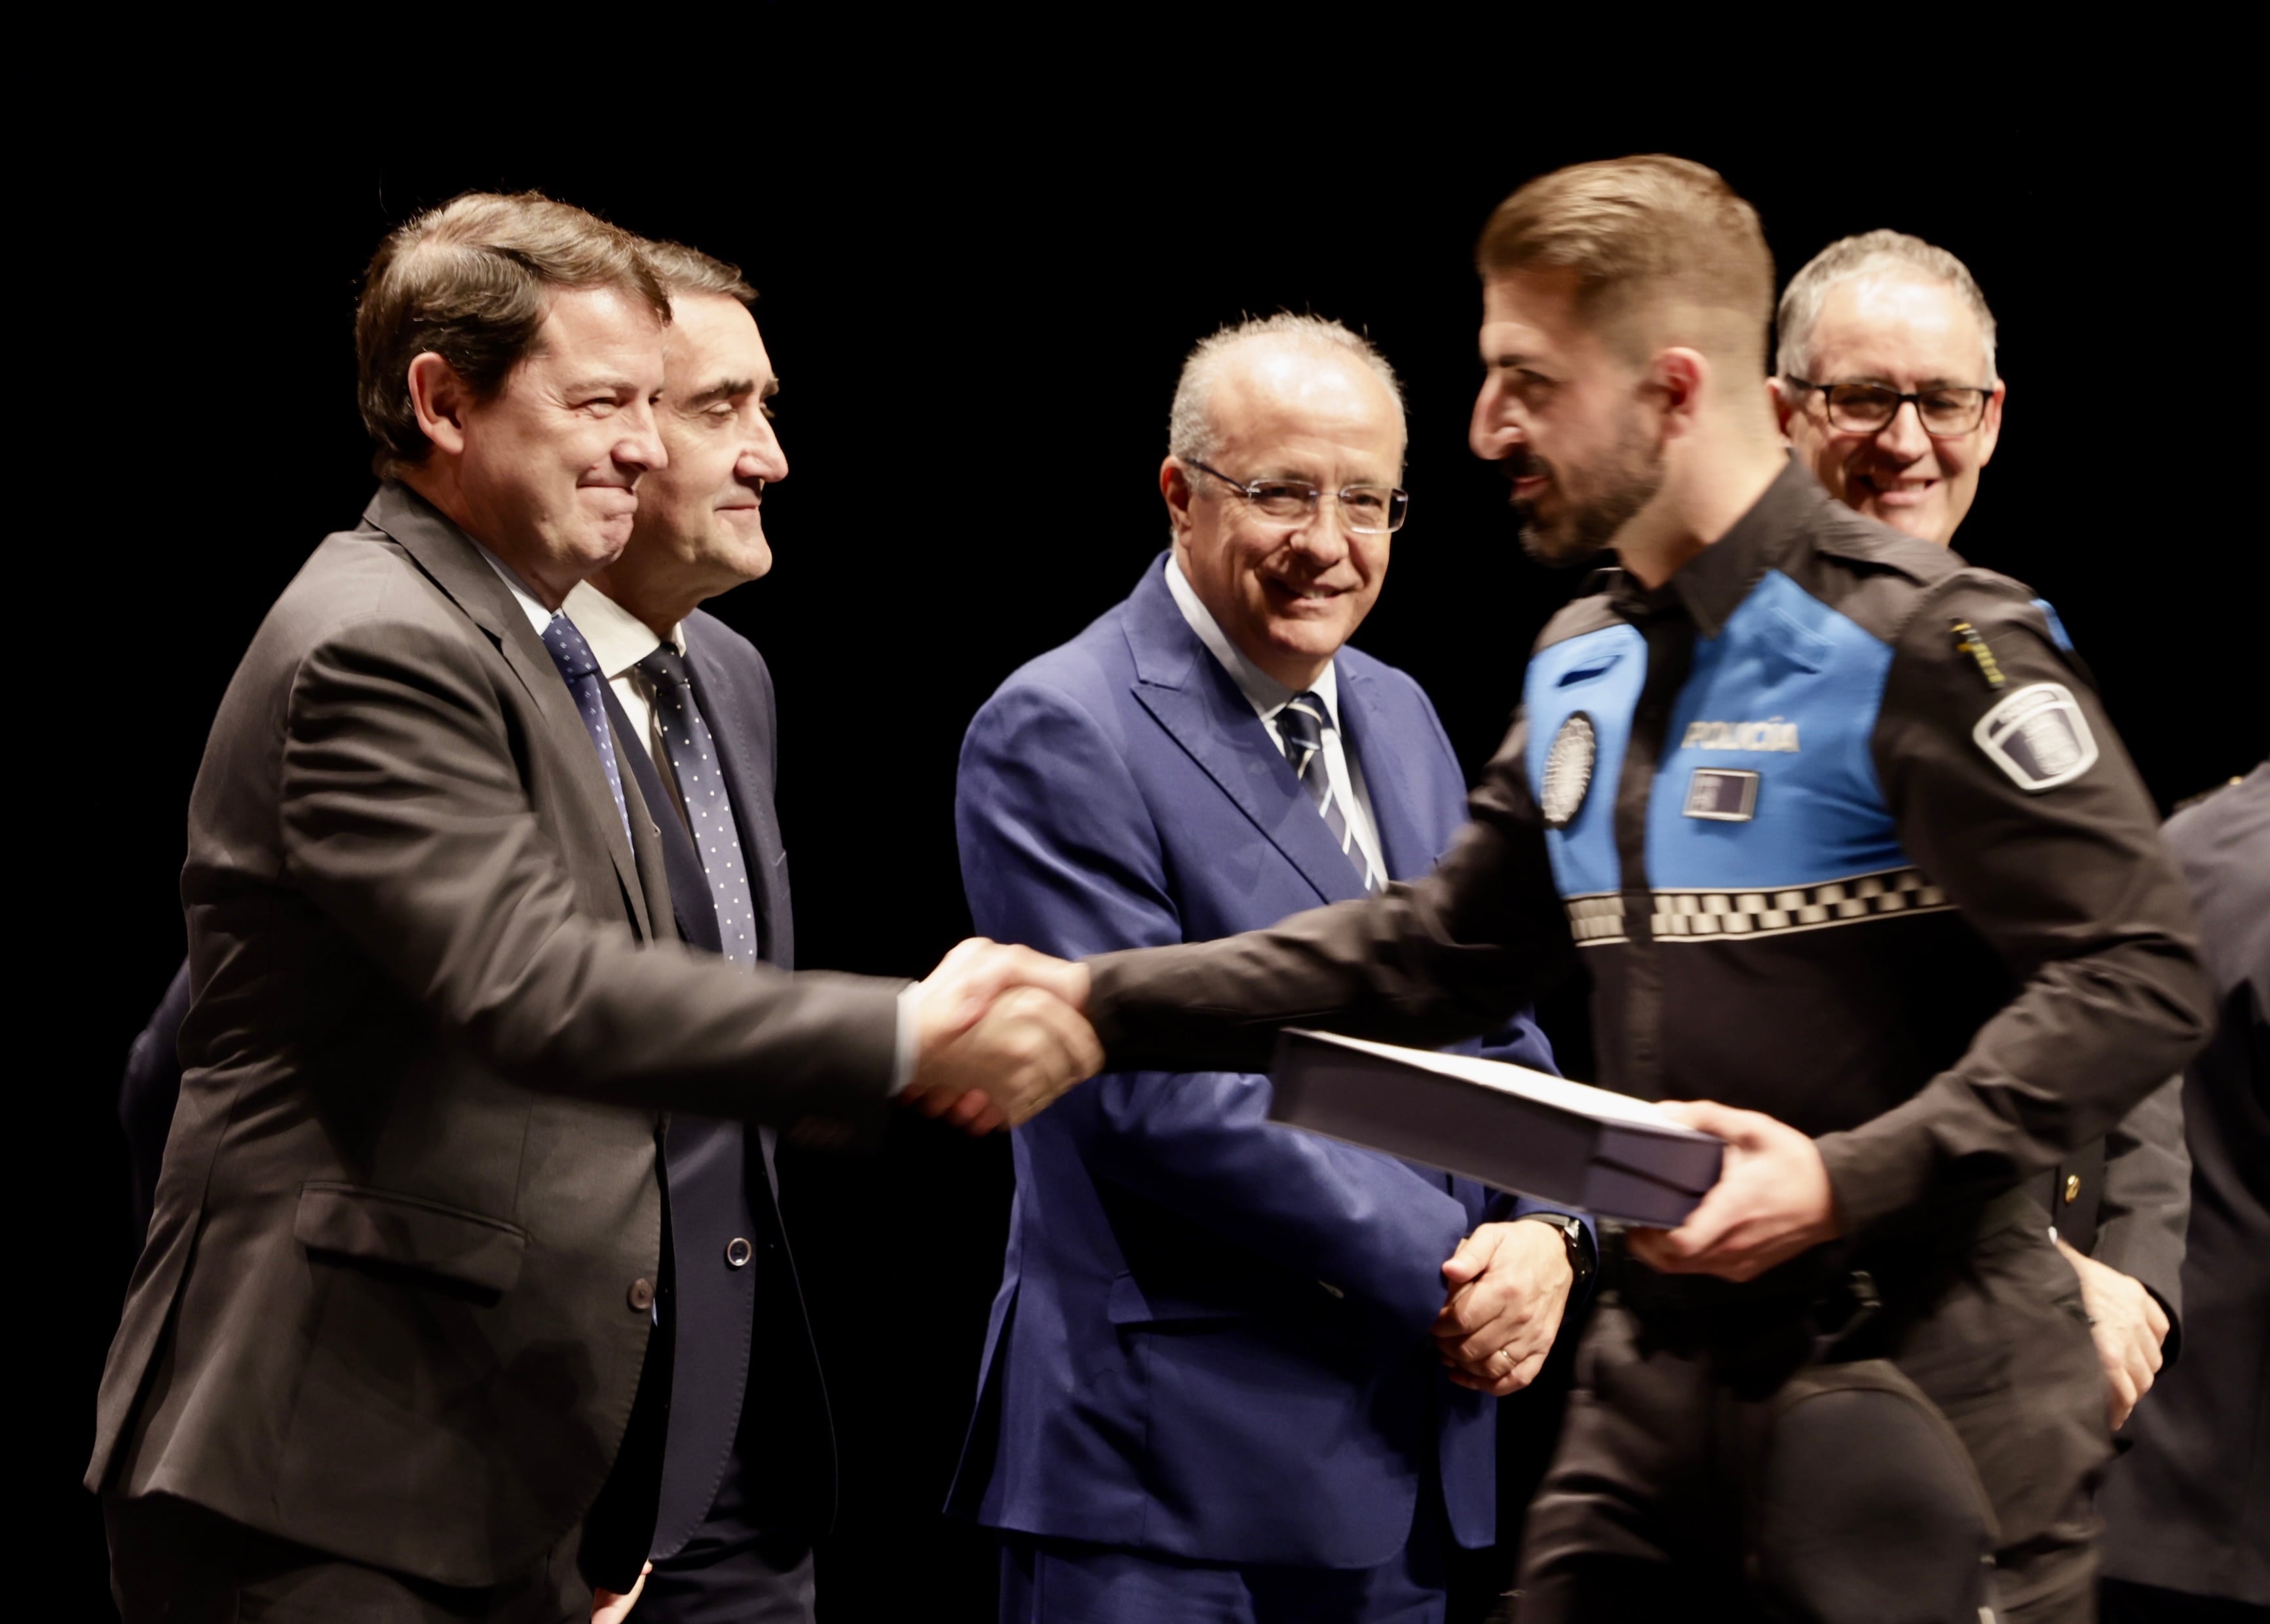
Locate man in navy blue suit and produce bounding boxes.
[949,316,1592,1623]
[557,236,848,1623]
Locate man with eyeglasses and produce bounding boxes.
[946,314,1588,1623]
[1773,229,2192,1441]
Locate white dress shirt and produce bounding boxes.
[561,580,688,818]
[471,542,556,635]
[1163,554,1388,891]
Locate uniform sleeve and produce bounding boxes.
[1815,577,2214,1235]
[2093,1074,2192,1345]
[1086,717,1574,1072]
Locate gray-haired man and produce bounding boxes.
[1771,229,2190,1432]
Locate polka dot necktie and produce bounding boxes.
[1275,690,1382,894]
[637,645,759,966]
[539,613,632,846]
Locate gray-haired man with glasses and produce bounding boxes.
[1772,228,2193,1442]
[1771,230,2005,547]
[946,313,1585,1624]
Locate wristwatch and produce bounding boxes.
[1519,1212,1595,1289]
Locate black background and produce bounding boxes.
[47,89,2254,1621]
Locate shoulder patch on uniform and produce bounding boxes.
[1541,711,1597,827]
[1973,683,2098,792]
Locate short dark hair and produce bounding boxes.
[641,237,757,305]
[1476,155,1774,368]
[356,191,670,475]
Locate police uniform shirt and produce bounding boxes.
[1517,459,2204,1234]
[1086,459,2208,1248]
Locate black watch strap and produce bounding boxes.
[1521,1212,1595,1287]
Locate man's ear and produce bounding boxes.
[1766,375,1799,438]
[406,352,472,458]
[1160,456,1196,535]
[1977,379,2007,468]
[1650,348,1709,440]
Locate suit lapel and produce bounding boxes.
[368,482,653,938]
[1123,560,1369,907]
[683,623,793,970]
[1338,664,1439,882]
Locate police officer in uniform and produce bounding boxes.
[1046,157,2212,1622]
[1771,229,2191,1431]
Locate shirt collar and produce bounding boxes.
[1610,455,1830,639]
[562,580,684,681]
[468,542,558,637]
[1163,553,1339,725]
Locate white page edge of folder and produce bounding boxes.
[1281,1029,1721,1143]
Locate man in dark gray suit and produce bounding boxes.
[90,192,1096,1622]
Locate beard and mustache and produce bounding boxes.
[1504,411,1664,568]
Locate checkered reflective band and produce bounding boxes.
[1562,866,1951,947]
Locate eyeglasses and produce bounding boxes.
[1187,460,1410,534]
[1786,379,1993,437]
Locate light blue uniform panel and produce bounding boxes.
[1522,623,1647,900]
[2031,597,2075,654]
[1645,571,1904,892]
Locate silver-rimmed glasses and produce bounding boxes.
[1187,460,1410,534]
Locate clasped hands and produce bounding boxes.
[899,938,1099,1133]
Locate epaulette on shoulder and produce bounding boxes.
[1533,570,1625,652]
[1811,505,1965,589]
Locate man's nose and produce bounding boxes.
[1874,398,1931,460]
[739,414,787,484]
[618,400,668,475]
[1470,378,1519,461]
[1288,499,1354,562]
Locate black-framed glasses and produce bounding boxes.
[1787,379,1994,437]
[1187,460,1410,534]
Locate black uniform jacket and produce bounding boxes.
[88,485,901,1587]
[1087,462,2212,1249]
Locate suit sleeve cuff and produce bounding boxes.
[890,982,922,1097]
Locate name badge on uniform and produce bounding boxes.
[1684,767,1758,821]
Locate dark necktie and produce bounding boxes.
[637,645,760,966]
[540,613,632,845]
[1276,690,1381,894]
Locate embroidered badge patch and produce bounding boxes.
[1973,682,2098,792]
[1683,767,1760,821]
[1541,711,1597,828]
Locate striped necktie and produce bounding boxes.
[540,613,632,845]
[1275,691,1380,894]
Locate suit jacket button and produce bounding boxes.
[2063,1174,2082,1203]
[628,1278,656,1312]
[725,1237,753,1269]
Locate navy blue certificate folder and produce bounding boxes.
[1266,1029,1725,1226]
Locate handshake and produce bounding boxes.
[898,939,1101,1133]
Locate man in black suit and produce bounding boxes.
[91,192,1097,1622]
[2097,764,2269,1619]
[558,237,846,1621]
